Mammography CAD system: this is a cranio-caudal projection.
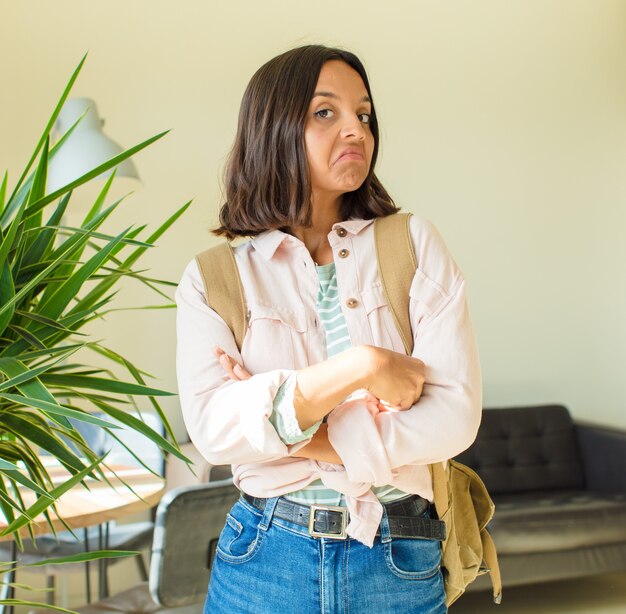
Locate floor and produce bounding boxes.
[452,573,626,614]
[13,555,146,612]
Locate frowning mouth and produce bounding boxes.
[336,149,364,163]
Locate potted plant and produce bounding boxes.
[0,54,189,611]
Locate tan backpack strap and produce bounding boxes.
[377,215,451,553]
[430,462,449,525]
[374,212,417,356]
[195,242,248,352]
[482,529,503,604]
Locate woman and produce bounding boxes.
[176,44,481,614]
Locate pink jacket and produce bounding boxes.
[175,215,482,546]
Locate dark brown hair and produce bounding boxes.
[213,44,399,239]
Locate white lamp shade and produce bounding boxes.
[47,97,139,193]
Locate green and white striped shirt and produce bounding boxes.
[270,261,407,505]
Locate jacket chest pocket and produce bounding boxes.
[360,284,406,353]
[241,303,308,373]
[409,269,447,331]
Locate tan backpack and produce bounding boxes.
[195,213,502,606]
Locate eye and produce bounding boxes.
[358,113,371,125]
[314,108,334,119]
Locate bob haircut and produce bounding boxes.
[213,44,399,239]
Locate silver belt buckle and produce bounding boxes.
[308,504,348,540]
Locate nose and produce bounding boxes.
[340,114,366,141]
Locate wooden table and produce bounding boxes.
[0,461,165,611]
[0,462,165,540]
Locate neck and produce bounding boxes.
[289,193,342,265]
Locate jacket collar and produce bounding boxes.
[251,218,376,261]
[249,229,288,260]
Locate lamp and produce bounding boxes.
[47,97,139,193]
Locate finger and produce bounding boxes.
[219,353,239,380]
[219,353,252,382]
[233,363,252,380]
[222,369,241,382]
[378,403,401,413]
[215,347,251,381]
[398,398,414,411]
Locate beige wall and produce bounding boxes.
[1,0,625,438]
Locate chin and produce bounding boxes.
[342,180,366,193]
[338,175,367,192]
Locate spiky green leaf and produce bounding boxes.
[38,374,174,397]
[6,53,88,208]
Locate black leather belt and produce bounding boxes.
[242,493,446,541]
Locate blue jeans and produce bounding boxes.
[205,496,447,613]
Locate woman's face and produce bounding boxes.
[304,60,375,206]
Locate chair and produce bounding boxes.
[89,410,165,597]
[30,479,239,613]
[0,411,165,605]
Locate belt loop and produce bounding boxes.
[379,506,392,544]
[258,496,279,532]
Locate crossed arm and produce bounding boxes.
[214,344,426,465]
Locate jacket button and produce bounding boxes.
[338,249,350,258]
[336,227,347,237]
[346,298,359,308]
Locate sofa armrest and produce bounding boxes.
[575,422,626,493]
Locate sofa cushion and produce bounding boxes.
[456,405,585,494]
[489,491,626,554]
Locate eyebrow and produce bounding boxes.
[312,91,372,104]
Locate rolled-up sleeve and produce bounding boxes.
[175,259,296,465]
[269,374,323,444]
[327,218,482,483]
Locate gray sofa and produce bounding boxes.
[456,404,626,591]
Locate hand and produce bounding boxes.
[214,346,251,381]
[360,346,425,411]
